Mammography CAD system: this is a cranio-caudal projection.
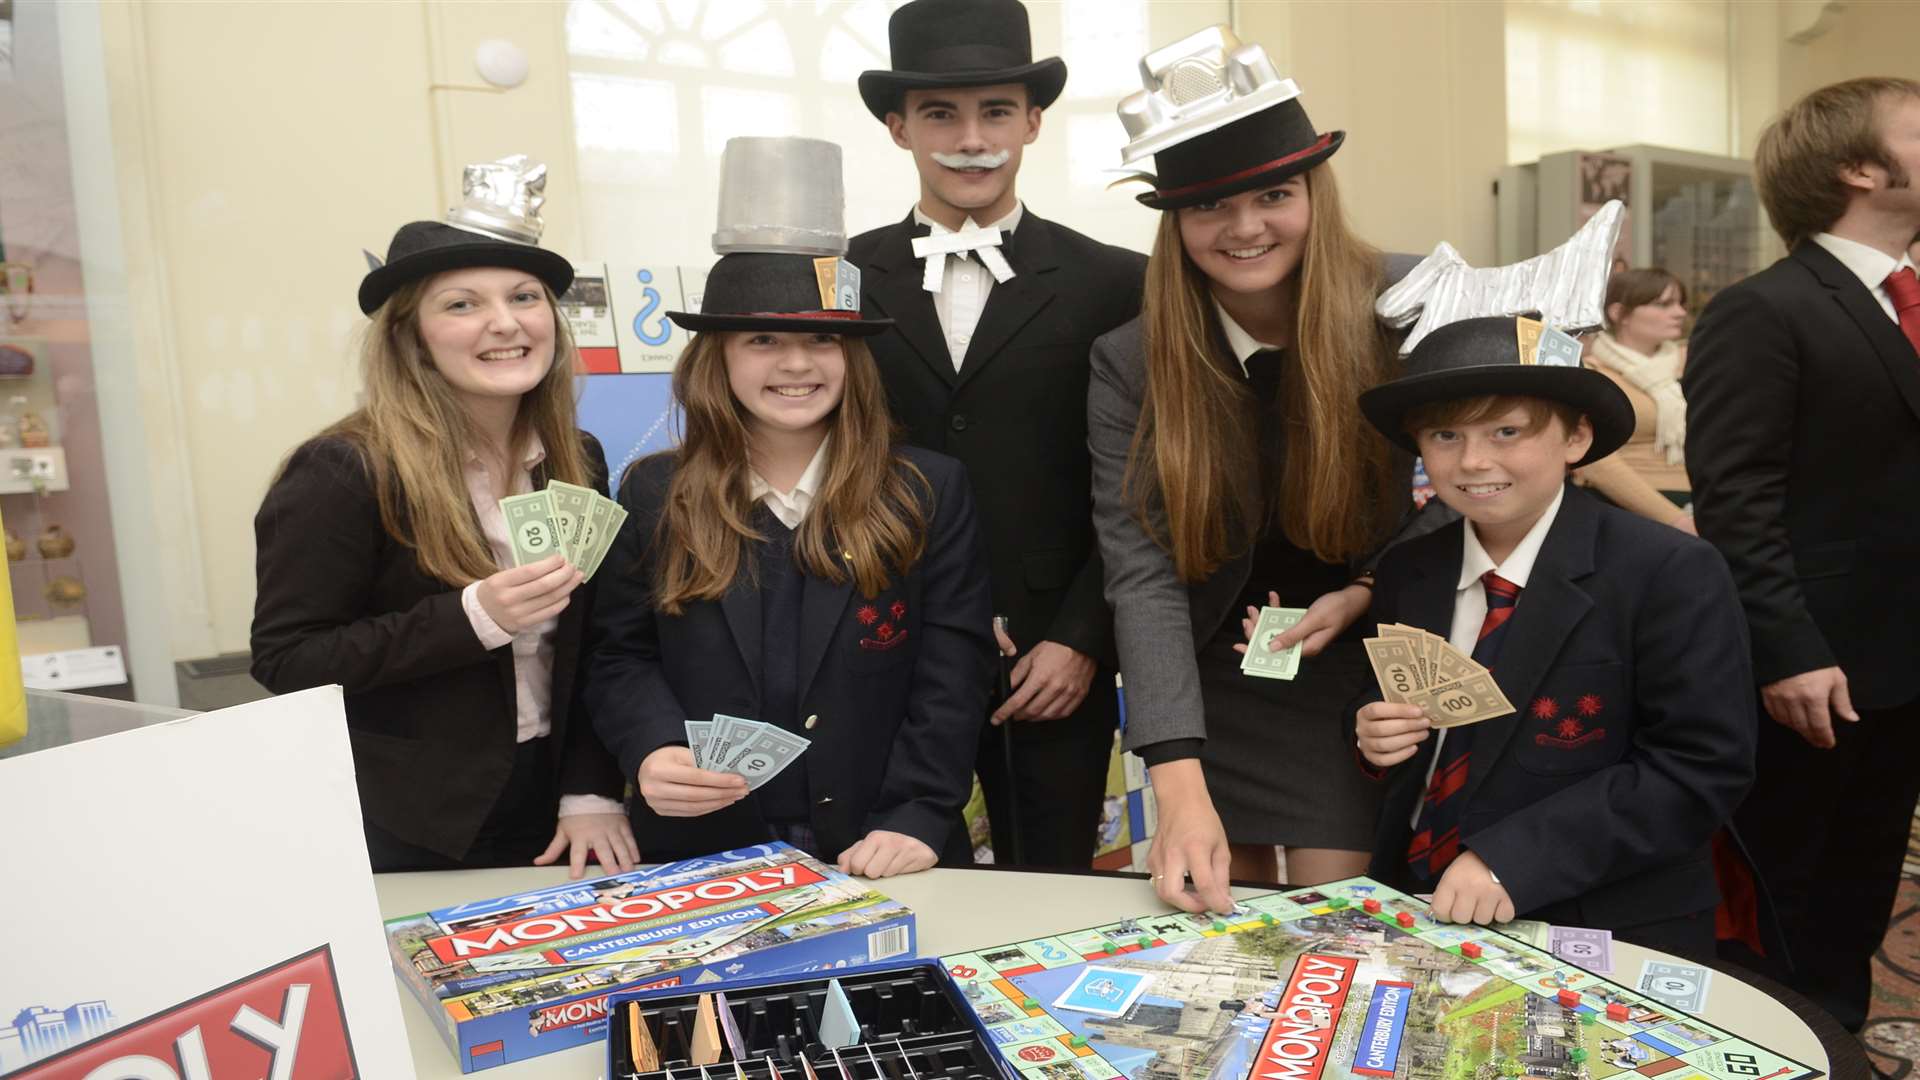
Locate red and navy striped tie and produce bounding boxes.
[1405,571,1520,882]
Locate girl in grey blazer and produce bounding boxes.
[1092,32,1417,912]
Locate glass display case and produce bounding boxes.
[1496,144,1785,329]
[0,686,193,761]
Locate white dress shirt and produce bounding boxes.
[750,437,831,529]
[1413,485,1565,825]
[913,203,1024,369]
[1214,301,1281,376]
[1813,232,1919,323]
[458,437,623,818]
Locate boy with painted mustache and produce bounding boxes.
[847,0,1148,868]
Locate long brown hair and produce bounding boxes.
[649,332,928,614]
[311,275,591,586]
[1124,164,1398,580]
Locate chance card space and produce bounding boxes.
[1051,966,1151,1018]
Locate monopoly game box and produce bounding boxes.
[383,842,916,1072]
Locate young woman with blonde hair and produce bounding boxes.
[252,159,636,874]
[584,155,994,877]
[1092,34,1419,911]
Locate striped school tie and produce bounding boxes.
[1405,571,1521,881]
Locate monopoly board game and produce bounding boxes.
[385,843,915,1071]
[939,877,1820,1080]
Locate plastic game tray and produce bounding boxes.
[608,961,1002,1080]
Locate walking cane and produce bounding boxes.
[993,615,1025,866]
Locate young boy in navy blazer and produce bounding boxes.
[1350,315,1756,954]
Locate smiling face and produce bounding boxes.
[1415,401,1593,553]
[723,330,847,443]
[886,84,1041,228]
[415,267,556,409]
[1177,177,1311,300]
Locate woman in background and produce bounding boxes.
[1579,267,1695,532]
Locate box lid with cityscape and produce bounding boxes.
[383,843,915,1073]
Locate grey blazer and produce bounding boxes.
[1089,255,1433,751]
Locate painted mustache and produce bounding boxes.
[931,150,1011,170]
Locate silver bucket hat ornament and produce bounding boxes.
[1114,26,1344,211]
[666,136,893,337]
[357,153,573,315]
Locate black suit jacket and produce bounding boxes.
[584,446,995,862]
[1684,241,1920,708]
[1359,486,1756,929]
[250,434,625,860]
[848,210,1146,668]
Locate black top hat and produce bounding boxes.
[1358,316,1635,467]
[358,155,573,315]
[667,254,891,337]
[857,0,1068,122]
[358,222,573,316]
[1114,27,1343,211]
[1137,103,1342,211]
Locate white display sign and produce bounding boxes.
[0,686,415,1078]
[564,262,710,375]
[19,645,128,691]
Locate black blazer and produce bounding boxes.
[583,446,995,862]
[250,434,625,860]
[1086,253,1435,750]
[848,210,1146,668]
[1358,485,1756,929]
[1684,241,1920,709]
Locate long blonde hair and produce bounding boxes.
[649,332,928,614]
[311,275,591,586]
[1124,165,1398,580]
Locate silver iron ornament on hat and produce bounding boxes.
[445,153,549,245]
[1376,200,1625,356]
[1115,26,1300,170]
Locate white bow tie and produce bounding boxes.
[911,221,1015,293]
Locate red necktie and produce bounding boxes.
[1405,571,1521,881]
[1886,266,1920,358]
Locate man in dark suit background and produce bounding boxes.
[848,0,1147,868]
[1684,76,1920,1031]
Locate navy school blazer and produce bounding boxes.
[583,445,995,863]
[250,433,625,860]
[1355,484,1757,929]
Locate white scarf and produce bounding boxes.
[1589,332,1687,466]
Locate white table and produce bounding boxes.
[376,867,1838,1080]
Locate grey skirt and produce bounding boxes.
[1195,634,1384,850]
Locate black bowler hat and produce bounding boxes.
[1114,26,1343,211]
[666,137,891,337]
[857,0,1068,122]
[668,254,890,336]
[1358,316,1635,467]
[358,155,573,315]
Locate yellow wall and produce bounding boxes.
[97,1,581,659]
[1778,0,1920,108]
[1238,0,1508,266]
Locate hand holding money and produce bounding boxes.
[689,714,812,789]
[1355,700,1431,768]
[1238,604,1307,681]
[498,480,630,582]
[638,745,749,818]
[1363,624,1516,728]
[476,554,582,632]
